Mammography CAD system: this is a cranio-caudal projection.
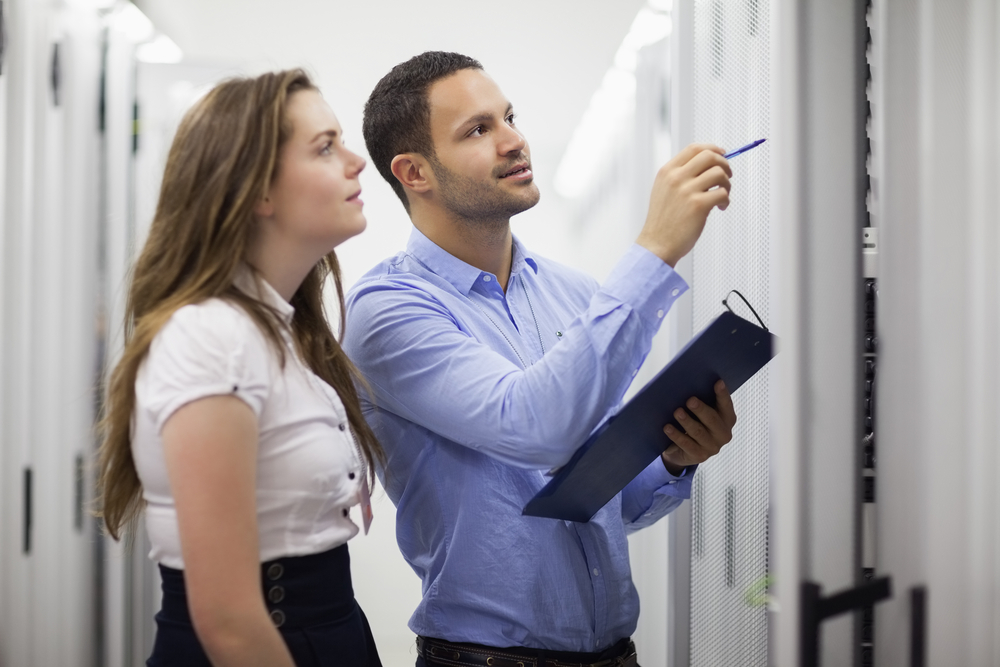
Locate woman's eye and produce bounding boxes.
[506,113,517,124]
[320,141,333,155]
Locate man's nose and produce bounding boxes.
[498,123,527,155]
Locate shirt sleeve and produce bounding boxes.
[345,244,688,470]
[141,302,272,434]
[621,459,696,532]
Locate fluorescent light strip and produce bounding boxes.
[554,2,672,199]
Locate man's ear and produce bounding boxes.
[254,194,274,218]
[391,154,433,196]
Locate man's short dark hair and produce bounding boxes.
[363,51,483,212]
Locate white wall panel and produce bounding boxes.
[0,0,41,663]
[963,1,1000,661]
[875,0,1000,663]
[0,15,10,663]
[99,15,143,667]
[770,0,866,664]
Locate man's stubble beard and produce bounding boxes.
[430,156,541,237]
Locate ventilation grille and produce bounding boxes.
[688,0,771,664]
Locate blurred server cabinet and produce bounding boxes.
[0,0,104,665]
[0,1,175,665]
[686,0,771,664]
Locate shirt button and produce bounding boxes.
[657,309,665,318]
[267,586,285,603]
[483,275,492,282]
[668,480,678,485]
[339,423,346,431]
[270,609,285,627]
[342,508,349,517]
[592,568,601,577]
[266,563,284,580]
[671,288,680,297]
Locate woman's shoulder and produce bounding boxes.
[150,298,276,372]
[139,298,277,424]
[161,298,265,344]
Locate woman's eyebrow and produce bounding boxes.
[310,129,340,143]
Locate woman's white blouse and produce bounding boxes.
[132,277,364,569]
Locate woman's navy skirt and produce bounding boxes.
[147,544,381,666]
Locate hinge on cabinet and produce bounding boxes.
[0,1,7,76]
[51,42,62,106]
[23,467,33,554]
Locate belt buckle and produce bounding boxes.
[616,653,637,667]
[614,640,638,667]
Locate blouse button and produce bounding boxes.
[266,563,284,581]
[268,586,285,604]
[339,423,346,431]
[270,609,286,628]
[349,472,356,480]
[342,508,349,518]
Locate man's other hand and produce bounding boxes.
[660,380,737,476]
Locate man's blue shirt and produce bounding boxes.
[343,227,692,652]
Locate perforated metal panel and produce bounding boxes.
[688,0,771,664]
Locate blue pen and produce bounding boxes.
[724,138,767,159]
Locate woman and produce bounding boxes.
[97,69,384,666]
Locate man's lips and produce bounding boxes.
[499,163,532,179]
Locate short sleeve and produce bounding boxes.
[138,301,273,434]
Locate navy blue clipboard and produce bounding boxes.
[522,310,777,522]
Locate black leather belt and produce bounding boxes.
[416,636,638,667]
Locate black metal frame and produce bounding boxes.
[855,0,877,663]
[802,578,892,667]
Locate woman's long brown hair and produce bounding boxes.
[97,69,384,541]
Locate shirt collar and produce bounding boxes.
[406,227,539,296]
[510,235,539,277]
[233,266,296,324]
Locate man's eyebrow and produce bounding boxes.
[457,105,515,131]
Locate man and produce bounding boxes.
[344,51,736,666]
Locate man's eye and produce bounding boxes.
[470,126,485,137]
[506,113,517,124]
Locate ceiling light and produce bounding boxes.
[136,34,183,63]
[113,2,155,43]
[615,7,673,72]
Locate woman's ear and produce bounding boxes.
[254,195,274,219]
[391,154,433,197]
